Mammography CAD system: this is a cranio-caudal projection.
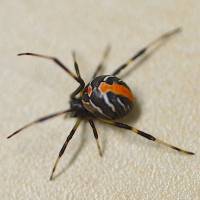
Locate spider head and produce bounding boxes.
[70,97,92,118]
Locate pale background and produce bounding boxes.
[0,1,200,200]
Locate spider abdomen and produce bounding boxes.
[82,75,135,119]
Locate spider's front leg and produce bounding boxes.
[18,52,85,99]
[50,118,82,180]
[70,52,85,99]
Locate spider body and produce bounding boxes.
[69,97,94,119]
[82,75,134,120]
[7,27,194,181]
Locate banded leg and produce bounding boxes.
[101,119,194,155]
[50,118,81,180]
[71,52,85,98]
[7,109,72,139]
[18,53,85,98]
[92,45,111,79]
[72,51,81,78]
[89,120,103,157]
[112,27,181,76]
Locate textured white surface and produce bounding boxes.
[0,1,200,199]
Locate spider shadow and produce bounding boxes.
[53,121,87,180]
[123,98,141,124]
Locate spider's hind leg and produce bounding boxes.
[100,119,194,155]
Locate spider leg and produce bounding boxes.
[92,45,111,79]
[112,27,181,76]
[70,52,85,98]
[18,53,79,81]
[7,109,72,139]
[18,53,85,98]
[100,119,194,155]
[89,120,103,157]
[50,118,81,180]
[72,51,81,78]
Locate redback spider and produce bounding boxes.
[7,27,194,180]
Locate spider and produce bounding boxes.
[7,27,194,180]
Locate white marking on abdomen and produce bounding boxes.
[103,75,114,81]
[117,97,126,110]
[103,94,116,112]
[89,99,109,118]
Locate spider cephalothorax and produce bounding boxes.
[69,97,91,118]
[7,27,194,181]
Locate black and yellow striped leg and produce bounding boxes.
[92,45,111,79]
[112,27,181,76]
[50,118,81,180]
[89,120,103,157]
[101,120,194,155]
[7,109,72,139]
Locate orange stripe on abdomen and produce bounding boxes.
[99,82,134,101]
